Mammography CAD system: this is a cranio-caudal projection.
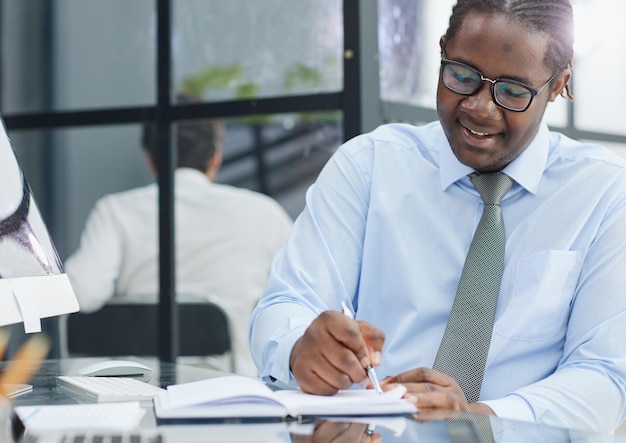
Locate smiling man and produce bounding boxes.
[249,0,626,434]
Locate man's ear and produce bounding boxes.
[548,68,572,102]
[145,152,158,175]
[206,148,222,182]
[439,36,446,54]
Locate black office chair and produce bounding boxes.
[66,303,233,369]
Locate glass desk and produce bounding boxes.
[3,357,617,443]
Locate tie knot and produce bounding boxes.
[470,172,514,205]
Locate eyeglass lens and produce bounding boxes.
[442,62,533,111]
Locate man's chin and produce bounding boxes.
[451,150,498,172]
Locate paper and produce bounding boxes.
[15,402,146,431]
[154,375,417,422]
[9,281,41,332]
[156,376,287,420]
[274,386,413,416]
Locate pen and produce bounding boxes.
[340,301,383,395]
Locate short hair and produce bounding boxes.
[141,95,225,173]
[444,0,575,99]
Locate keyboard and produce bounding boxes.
[57,376,165,403]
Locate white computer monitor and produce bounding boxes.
[0,116,78,332]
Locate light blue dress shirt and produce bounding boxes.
[249,121,626,432]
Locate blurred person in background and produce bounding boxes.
[66,96,293,376]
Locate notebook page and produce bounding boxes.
[274,384,416,417]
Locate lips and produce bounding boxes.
[461,121,496,137]
[460,121,500,142]
[456,122,502,155]
[467,127,490,137]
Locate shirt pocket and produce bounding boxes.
[494,250,582,341]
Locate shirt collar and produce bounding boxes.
[174,167,212,184]
[439,121,550,195]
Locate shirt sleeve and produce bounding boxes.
[64,198,123,313]
[249,139,373,387]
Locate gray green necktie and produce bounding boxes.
[433,172,514,403]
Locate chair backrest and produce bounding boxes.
[66,303,231,358]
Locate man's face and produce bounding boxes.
[436,12,566,173]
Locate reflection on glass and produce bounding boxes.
[1,0,154,113]
[378,0,423,104]
[288,416,606,443]
[38,125,154,259]
[378,0,455,108]
[173,0,342,103]
[0,125,63,278]
[36,113,341,261]
[218,111,343,218]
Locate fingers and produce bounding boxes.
[290,311,385,396]
[356,321,385,366]
[310,421,380,443]
[411,407,460,423]
[330,314,385,379]
[291,312,366,395]
[291,338,349,395]
[309,421,350,443]
[409,390,465,410]
[402,389,467,413]
[387,367,455,387]
[384,367,470,413]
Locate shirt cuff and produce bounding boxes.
[481,394,536,424]
[264,323,309,389]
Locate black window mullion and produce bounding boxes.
[342,0,362,141]
[155,0,178,363]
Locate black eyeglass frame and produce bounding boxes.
[440,58,556,112]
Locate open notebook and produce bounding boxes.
[153,375,417,423]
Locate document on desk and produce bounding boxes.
[153,375,417,423]
[15,402,146,432]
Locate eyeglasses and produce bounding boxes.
[440,58,556,112]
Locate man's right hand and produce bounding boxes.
[289,310,385,395]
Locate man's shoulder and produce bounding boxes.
[550,131,626,171]
[336,122,443,173]
[94,183,157,212]
[548,132,626,206]
[344,121,443,154]
[211,184,288,211]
